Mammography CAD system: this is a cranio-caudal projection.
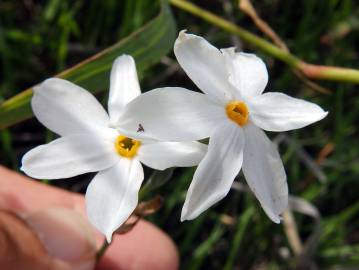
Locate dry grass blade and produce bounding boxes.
[239,0,288,51]
[289,197,321,262]
[114,195,164,236]
[238,0,331,94]
[282,209,303,256]
[277,134,327,183]
[114,217,142,235]
[294,70,332,95]
[134,195,164,216]
[170,0,359,84]
[316,142,335,165]
[299,141,334,189]
[284,196,322,269]
[231,169,322,266]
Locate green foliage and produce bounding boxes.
[0,0,175,129]
[1,0,358,269]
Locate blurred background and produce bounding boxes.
[0,0,358,269]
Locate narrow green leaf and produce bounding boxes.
[0,0,176,129]
[140,168,175,199]
[189,223,225,270]
[223,207,254,270]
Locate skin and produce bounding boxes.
[0,166,179,270]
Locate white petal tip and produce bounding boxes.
[321,111,329,119]
[180,212,191,222]
[273,217,281,224]
[175,30,191,47]
[311,110,328,125]
[270,210,286,224]
[180,212,187,222]
[178,29,188,39]
[106,233,113,243]
[266,214,281,224]
[180,207,198,222]
[33,79,51,93]
[33,78,73,96]
[180,207,191,222]
[32,85,40,93]
[114,54,134,63]
[263,207,283,224]
[19,164,35,179]
[37,78,61,87]
[20,167,30,177]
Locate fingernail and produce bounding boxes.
[25,208,96,270]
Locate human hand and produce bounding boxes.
[0,166,178,270]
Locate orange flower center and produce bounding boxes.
[115,135,141,158]
[226,101,249,126]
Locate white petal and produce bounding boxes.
[108,55,141,123]
[138,141,207,170]
[221,49,268,98]
[174,31,236,103]
[32,78,110,136]
[242,124,288,223]
[117,87,226,141]
[181,122,244,221]
[85,159,144,242]
[21,134,119,179]
[248,92,328,132]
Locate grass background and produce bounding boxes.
[0,0,358,269]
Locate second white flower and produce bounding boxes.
[116,31,328,223]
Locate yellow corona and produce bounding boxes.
[115,135,141,158]
[226,101,249,126]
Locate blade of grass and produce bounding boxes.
[188,222,225,270]
[0,0,176,129]
[180,213,207,254]
[0,129,17,169]
[223,206,254,270]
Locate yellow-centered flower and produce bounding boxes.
[118,31,328,223]
[21,55,207,242]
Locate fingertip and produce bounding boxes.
[25,208,96,269]
[97,220,179,270]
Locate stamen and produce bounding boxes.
[226,101,249,126]
[115,135,141,158]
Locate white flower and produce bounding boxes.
[115,32,328,223]
[21,54,207,241]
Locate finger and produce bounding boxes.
[0,209,54,270]
[97,220,179,270]
[25,208,96,270]
[0,166,179,270]
[0,209,94,270]
[0,166,81,212]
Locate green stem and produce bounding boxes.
[169,0,359,84]
[96,239,110,262]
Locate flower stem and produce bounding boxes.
[96,239,110,262]
[169,0,359,84]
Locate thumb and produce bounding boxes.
[0,208,96,270]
